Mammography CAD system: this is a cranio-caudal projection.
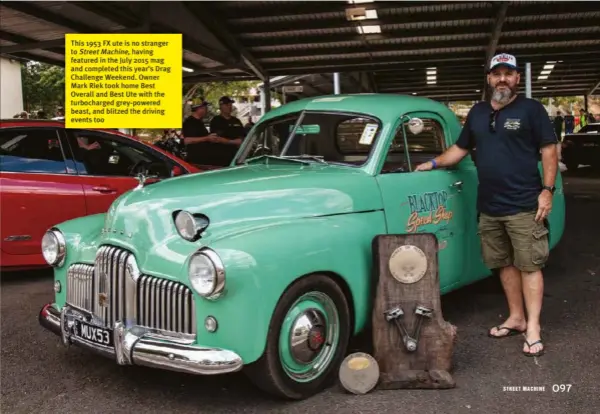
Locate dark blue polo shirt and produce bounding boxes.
[456,94,557,217]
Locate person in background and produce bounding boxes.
[553,111,563,142]
[579,109,588,129]
[209,96,246,165]
[415,53,558,358]
[244,117,255,134]
[182,100,221,166]
[564,111,575,134]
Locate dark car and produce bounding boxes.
[562,123,600,171]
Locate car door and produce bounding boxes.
[375,113,467,291]
[0,126,86,255]
[63,129,176,215]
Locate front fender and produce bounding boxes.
[198,211,386,364]
[53,213,105,307]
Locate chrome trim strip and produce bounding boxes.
[39,304,243,376]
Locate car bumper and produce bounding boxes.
[39,303,243,375]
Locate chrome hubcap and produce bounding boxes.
[290,309,327,363]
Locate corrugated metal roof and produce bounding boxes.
[0,0,599,100]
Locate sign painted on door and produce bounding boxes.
[406,190,453,233]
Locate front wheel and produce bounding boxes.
[244,274,351,400]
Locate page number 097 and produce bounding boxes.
[552,384,572,392]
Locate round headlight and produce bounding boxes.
[41,229,66,266]
[188,249,225,299]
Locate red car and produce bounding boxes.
[0,119,201,272]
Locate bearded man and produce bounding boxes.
[415,53,559,357]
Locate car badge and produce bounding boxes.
[98,292,109,308]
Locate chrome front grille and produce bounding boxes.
[65,245,196,335]
[66,264,94,311]
[137,276,196,335]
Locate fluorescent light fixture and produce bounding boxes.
[476,89,481,92]
[348,0,375,3]
[365,9,378,19]
[542,86,547,89]
[540,70,551,75]
[426,70,436,75]
[182,67,194,72]
[346,7,377,21]
[356,25,381,34]
[543,65,554,70]
[412,92,417,95]
[427,81,436,85]
[427,76,436,81]
[538,75,549,80]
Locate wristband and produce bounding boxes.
[431,159,437,169]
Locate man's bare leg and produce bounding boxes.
[521,270,544,354]
[489,265,528,336]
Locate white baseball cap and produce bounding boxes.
[489,53,519,72]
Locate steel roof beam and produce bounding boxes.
[588,80,600,96]
[0,30,65,56]
[1,1,95,34]
[184,2,267,81]
[0,25,150,54]
[264,48,600,75]
[3,52,65,67]
[0,39,65,54]
[256,44,600,66]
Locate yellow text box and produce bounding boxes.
[65,34,182,129]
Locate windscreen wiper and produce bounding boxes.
[280,155,328,164]
[244,154,310,165]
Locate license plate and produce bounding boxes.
[73,319,114,347]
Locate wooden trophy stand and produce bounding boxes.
[371,233,457,390]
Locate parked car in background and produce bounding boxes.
[561,122,600,171]
[38,94,565,400]
[0,119,201,271]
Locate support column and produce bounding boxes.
[525,62,532,98]
[260,78,271,116]
[334,72,341,95]
[583,95,588,112]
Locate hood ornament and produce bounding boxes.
[135,172,158,189]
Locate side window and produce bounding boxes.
[67,131,171,178]
[383,118,447,172]
[0,128,67,174]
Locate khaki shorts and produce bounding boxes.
[477,211,550,272]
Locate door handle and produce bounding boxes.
[92,186,116,194]
[450,181,463,191]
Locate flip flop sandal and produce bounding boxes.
[488,326,526,338]
[523,339,545,357]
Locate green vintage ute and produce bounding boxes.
[39,94,565,399]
